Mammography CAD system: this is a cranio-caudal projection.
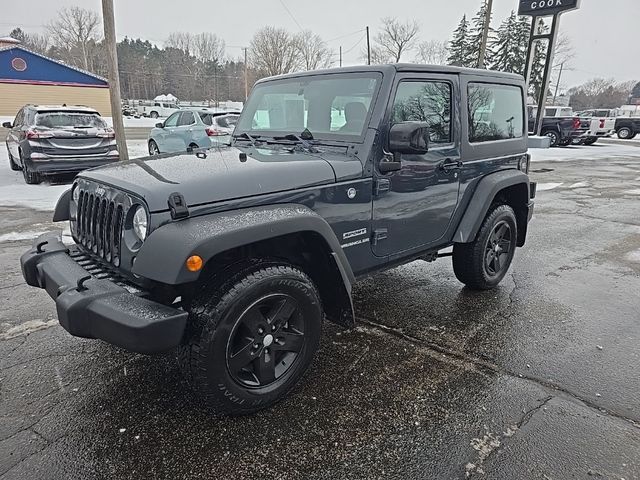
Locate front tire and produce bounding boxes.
[584,137,598,145]
[149,111,159,119]
[178,263,322,415]
[453,204,518,290]
[148,140,160,155]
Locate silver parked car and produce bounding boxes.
[147,109,239,155]
[3,105,119,184]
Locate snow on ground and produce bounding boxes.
[529,143,640,162]
[536,183,563,191]
[0,140,147,212]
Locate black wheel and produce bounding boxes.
[559,138,572,146]
[617,127,633,140]
[20,152,41,184]
[178,263,322,415]
[187,143,199,152]
[584,137,598,145]
[148,140,160,155]
[542,129,560,147]
[149,111,159,119]
[7,146,20,171]
[452,204,518,290]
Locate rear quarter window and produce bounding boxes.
[468,83,524,143]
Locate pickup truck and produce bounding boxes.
[528,105,586,147]
[577,109,640,140]
[21,64,536,415]
[136,101,181,119]
[575,109,617,145]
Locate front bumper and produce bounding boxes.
[20,233,188,354]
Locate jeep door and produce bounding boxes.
[372,74,461,257]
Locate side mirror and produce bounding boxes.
[155,122,164,128]
[2,122,13,128]
[389,122,430,155]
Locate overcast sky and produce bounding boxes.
[1,0,638,88]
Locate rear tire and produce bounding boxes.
[617,127,633,140]
[542,129,560,147]
[453,204,518,290]
[178,263,322,415]
[149,111,159,119]
[187,143,198,152]
[20,153,41,184]
[7,146,20,171]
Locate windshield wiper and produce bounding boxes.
[272,130,319,153]
[233,132,262,147]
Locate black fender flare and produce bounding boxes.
[53,189,71,222]
[132,204,356,326]
[454,170,530,244]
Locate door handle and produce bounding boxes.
[439,158,462,172]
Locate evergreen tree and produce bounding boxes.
[468,1,495,68]
[447,15,474,67]
[489,11,527,74]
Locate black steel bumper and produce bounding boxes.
[20,233,188,354]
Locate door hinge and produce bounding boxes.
[374,178,391,196]
[372,228,388,245]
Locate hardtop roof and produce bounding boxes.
[257,63,524,84]
[26,104,100,114]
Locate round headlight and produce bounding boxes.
[132,206,148,241]
[72,185,80,203]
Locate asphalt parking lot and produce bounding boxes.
[1,143,640,479]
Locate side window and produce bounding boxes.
[468,83,524,143]
[164,112,180,128]
[178,111,195,126]
[392,81,452,144]
[198,112,213,126]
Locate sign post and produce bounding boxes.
[519,0,580,137]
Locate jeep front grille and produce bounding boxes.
[76,189,125,267]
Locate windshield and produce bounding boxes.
[35,112,107,129]
[235,72,382,141]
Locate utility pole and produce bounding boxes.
[339,46,342,67]
[477,0,494,68]
[101,0,128,161]
[243,47,248,100]
[553,61,564,104]
[365,26,371,65]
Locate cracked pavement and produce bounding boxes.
[1,152,640,479]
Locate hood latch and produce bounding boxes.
[168,192,189,220]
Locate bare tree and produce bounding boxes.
[165,32,193,54]
[9,27,49,54]
[192,32,226,64]
[295,31,332,70]
[414,40,449,65]
[250,26,300,77]
[47,7,101,70]
[373,17,420,63]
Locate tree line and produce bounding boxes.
[6,4,636,109]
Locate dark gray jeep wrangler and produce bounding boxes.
[21,65,536,415]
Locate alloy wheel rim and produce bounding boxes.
[484,221,512,277]
[226,293,305,388]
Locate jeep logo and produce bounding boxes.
[518,0,579,16]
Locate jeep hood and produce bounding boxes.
[80,145,362,212]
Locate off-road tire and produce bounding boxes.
[617,127,633,140]
[7,147,20,171]
[178,263,322,415]
[452,204,518,290]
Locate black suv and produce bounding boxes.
[21,65,536,415]
[3,105,119,184]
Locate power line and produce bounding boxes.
[325,28,365,44]
[278,0,304,31]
